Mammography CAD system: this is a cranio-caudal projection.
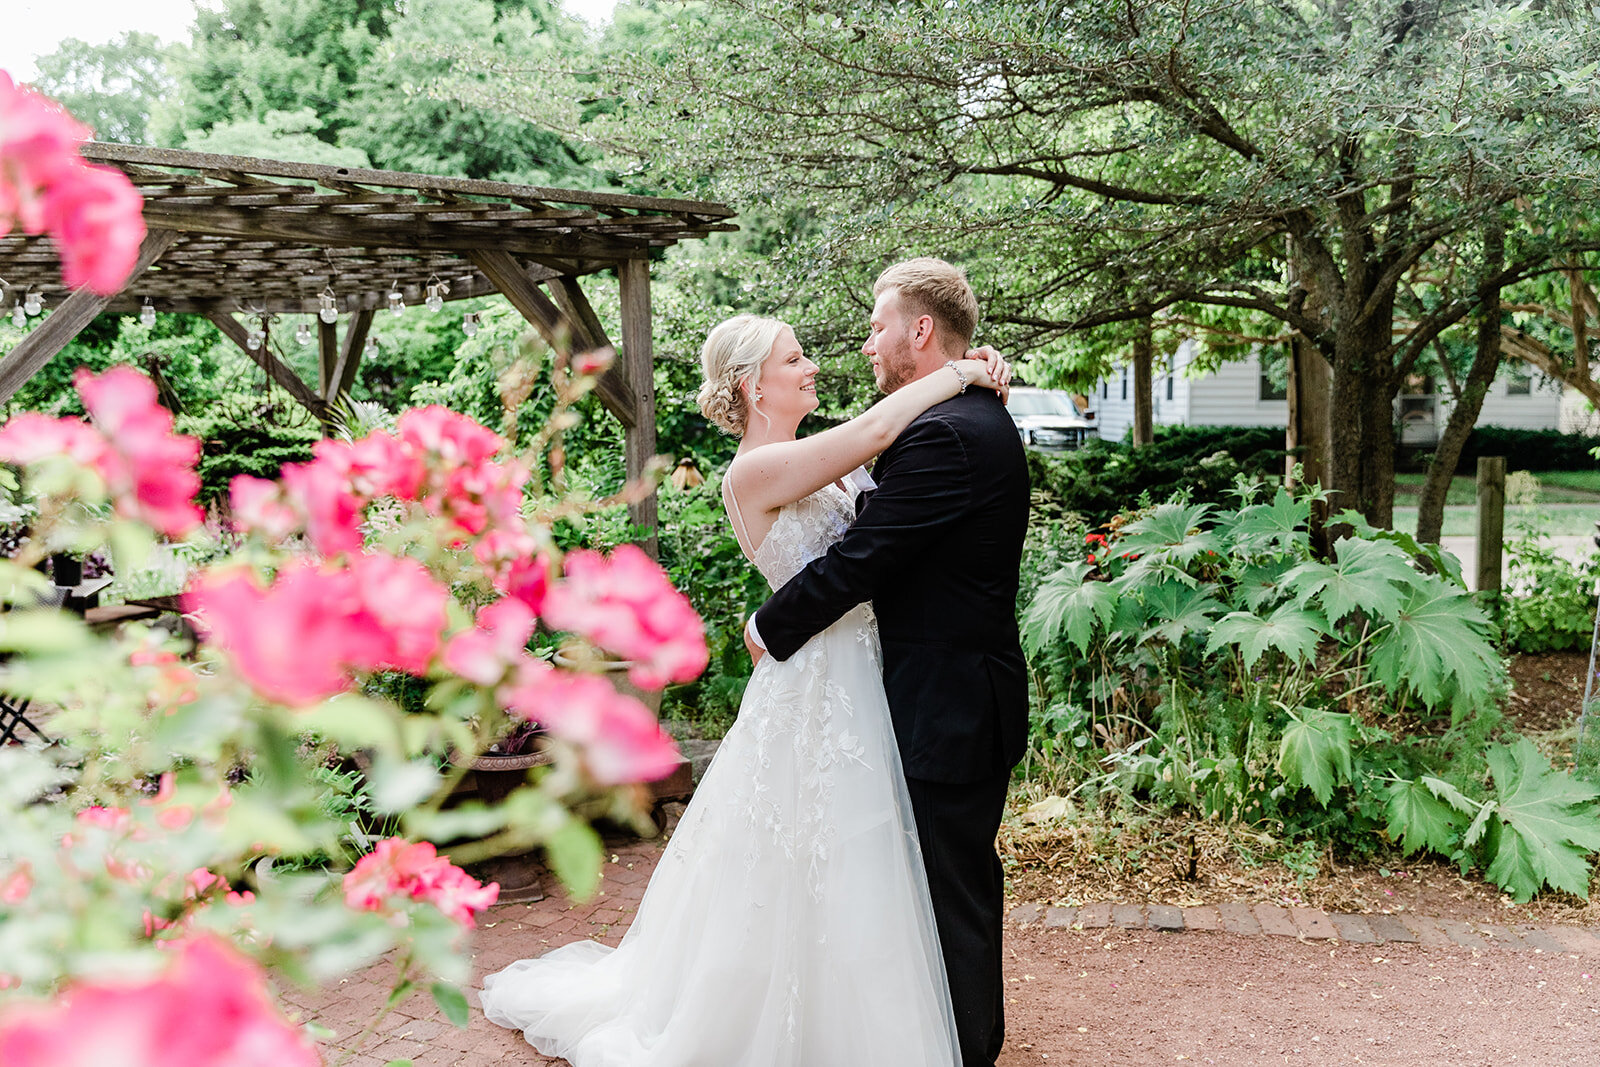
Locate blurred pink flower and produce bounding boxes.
[345,551,449,674]
[186,563,360,706]
[0,72,145,295]
[443,597,537,685]
[75,366,202,537]
[279,456,364,557]
[502,669,681,785]
[337,431,425,501]
[0,412,104,467]
[45,163,146,293]
[542,545,708,689]
[0,862,32,905]
[0,934,319,1067]
[397,405,505,467]
[228,475,298,542]
[343,837,498,929]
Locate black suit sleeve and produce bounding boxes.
[754,412,970,661]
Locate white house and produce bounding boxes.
[1087,340,1564,444]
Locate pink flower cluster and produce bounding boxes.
[543,544,709,688]
[0,71,145,294]
[343,837,498,928]
[501,662,682,785]
[230,405,526,558]
[0,935,318,1067]
[186,552,450,706]
[0,366,202,537]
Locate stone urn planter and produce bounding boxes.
[452,747,552,904]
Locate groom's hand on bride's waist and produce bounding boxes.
[745,614,766,666]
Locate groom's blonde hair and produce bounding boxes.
[874,258,979,347]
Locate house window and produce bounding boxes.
[1121,367,1128,400]
[1506,370,1531,396]
[1166,358,1174,401]
[1102,380,1108,399]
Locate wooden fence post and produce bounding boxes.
[1476,456,1506,594]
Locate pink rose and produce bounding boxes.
[443,597,537,685]
[542,545,708,689]
[343,837,498,928]
[345,551,449,674]
[0,412,105,467]
[279,456,364,557]
[74,366,202,537]
[228,475,298,542]
[502,669,682,785]
[0,934,319,1067]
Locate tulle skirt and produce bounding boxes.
[479,604,959,1066]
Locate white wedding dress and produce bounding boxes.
[480,474,959,1066]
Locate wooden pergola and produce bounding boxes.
[0,143,737,551]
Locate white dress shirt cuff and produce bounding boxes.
[746,612,768,652]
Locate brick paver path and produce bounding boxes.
[296,835,1600,1066]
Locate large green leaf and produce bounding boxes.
[1367,586,1502,715]
[1224,486,1311,556]
[1329,509,1466,587]
[1277,708,1354,805]
[1020,562,1118,655]
[1284,537,1415,626]
[1115,501,1224,577]
[1480,738,1600,902]
[1137,582,1227,645]
[1236,559,1295,612]
[1205,603,1328,670]
[1385,777,1472,856]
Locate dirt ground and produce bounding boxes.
[995,924,1598,1067]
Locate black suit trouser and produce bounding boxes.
[906,771,1010,1067]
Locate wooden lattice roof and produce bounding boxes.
[0,143,736,316]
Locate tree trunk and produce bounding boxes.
[1328,308,1399,529]
[1416,220,1506,545]
[1131,319,1154,447]
[1286,337,1332,489]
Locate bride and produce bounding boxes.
[480,314,1009,1066]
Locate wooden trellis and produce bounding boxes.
[0,143,737,553]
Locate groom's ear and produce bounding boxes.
[911,314,937,350]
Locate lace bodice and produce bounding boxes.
[749,481,857,590]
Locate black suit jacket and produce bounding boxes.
[753,387,1031,784]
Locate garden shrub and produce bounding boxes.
[1020,484,1600,902]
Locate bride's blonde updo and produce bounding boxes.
[696,314,789,436]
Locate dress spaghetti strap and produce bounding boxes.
[721,465,760,563]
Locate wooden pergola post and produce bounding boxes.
[618,258,658,558]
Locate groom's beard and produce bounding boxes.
[874,349,916,394]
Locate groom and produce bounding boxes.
[747,257,1030,1067]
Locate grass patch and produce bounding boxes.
[1392,503,1600,538]
[1394,471,1600,505]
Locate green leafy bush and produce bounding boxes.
[1493,524,1600,654]
[1021,485,1600,901]
[1028,427,1290,526]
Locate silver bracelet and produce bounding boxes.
[944,360,969,394]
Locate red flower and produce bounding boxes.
[1087,553,1097,564]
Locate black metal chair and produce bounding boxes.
[0,691,48,745]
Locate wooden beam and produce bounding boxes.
[618,258,659,559]
[327,308,373,404]
[547,275,610,351]
[204,308,329,423]
[467,250,637,429]
[0,229,179,404]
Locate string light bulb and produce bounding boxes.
[462,311,479,338]
[246,328,263,351]
[295,322,312,346]
[387,284,404,316]
[23,291,42,317]
[424,279,449,312]
[10,303,24,328]
[364,336,379,357]
[318,288,338,324]
[140,299,156,328]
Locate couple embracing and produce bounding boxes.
[481,258,1031,1067]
